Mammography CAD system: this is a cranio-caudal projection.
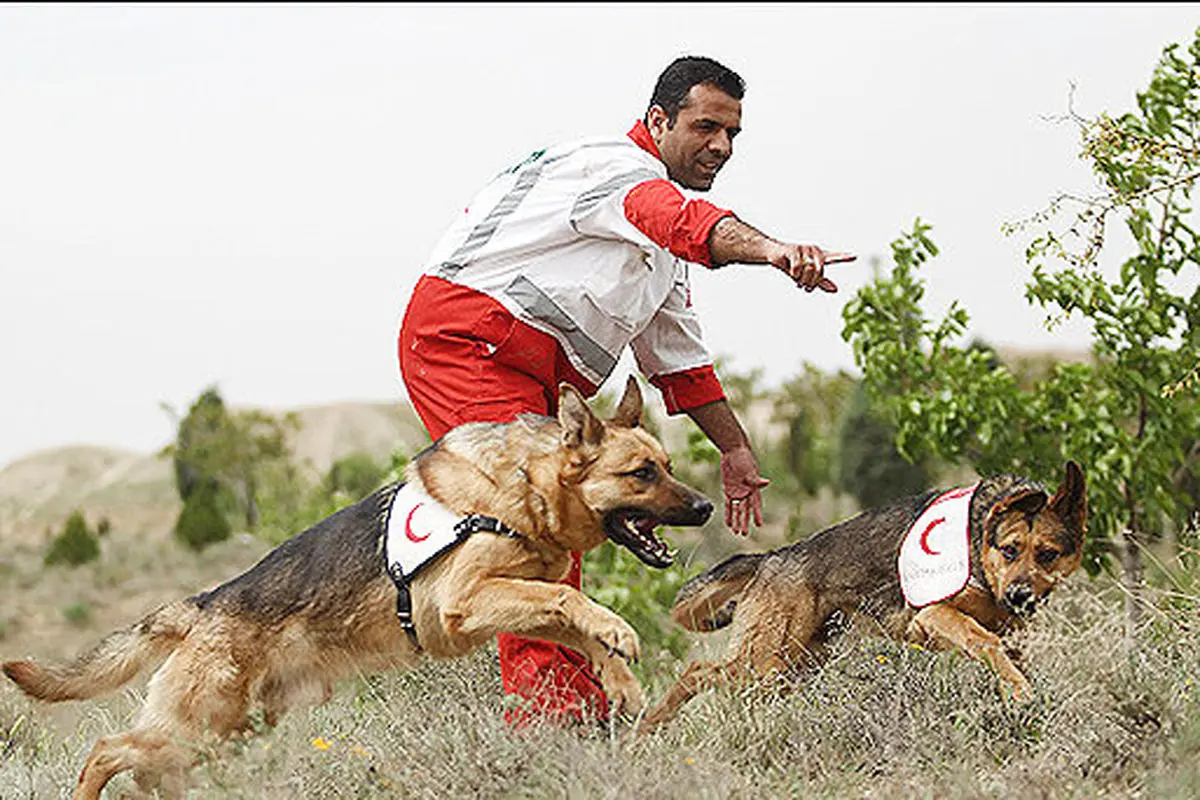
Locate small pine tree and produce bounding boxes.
[835,384,930,509]
[44,510,101,567]
[174,481,233,551]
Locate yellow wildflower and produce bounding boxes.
[312,737,331,752]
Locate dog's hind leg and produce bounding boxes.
[639,658,734,732]
[74,730,190,800]
[641,585,823,732]
[259,671,334,728]
[80,637,260,797]
[639,629,793,732]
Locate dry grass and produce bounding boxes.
[1,536,1197,799]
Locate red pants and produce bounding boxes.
[398,276,608,725]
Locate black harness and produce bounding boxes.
[386,512,523,646]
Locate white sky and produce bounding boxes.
[2,3,1198,468]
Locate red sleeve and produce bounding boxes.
[649,365,726,414]
[623,179,733,267]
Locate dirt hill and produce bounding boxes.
[0,401,430,545]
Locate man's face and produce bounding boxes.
[647,83,742,191]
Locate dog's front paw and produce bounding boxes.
[601,663,646,721]
[591,613,641,664]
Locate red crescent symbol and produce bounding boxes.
[919,517,946,556]
[405,503,430,543]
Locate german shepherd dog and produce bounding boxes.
[3,378,712,798]
[640,462,1087,731]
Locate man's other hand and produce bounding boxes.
[720,446,770,536]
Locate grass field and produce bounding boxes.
[1,534,1197,799]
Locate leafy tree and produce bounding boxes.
[770,365,857,498]
[170,387,227,503]
[843,215,1198,625]
[161,385,299,533]
[44,510,100,567]
[1015,29,1200,611]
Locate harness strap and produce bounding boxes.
[454,513,522,539]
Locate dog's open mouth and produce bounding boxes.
[604,509,674,568]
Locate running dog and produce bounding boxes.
[640,461,1087,731]
[3,378,712,798]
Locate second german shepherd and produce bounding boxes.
[640,461,1087,731]
[3,378,712,799]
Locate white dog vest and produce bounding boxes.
[898,484,979,608]
[385,483,468,581]
[382,482,520,639]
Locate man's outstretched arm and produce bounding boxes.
[614,178,855,288]
[708,216,856,292]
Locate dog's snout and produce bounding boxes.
[1005,584,1035,615]
[691,496,714,523]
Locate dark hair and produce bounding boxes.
[646,56,745,124]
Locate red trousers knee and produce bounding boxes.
[398,276,609,724]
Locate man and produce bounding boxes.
[397,56,854,725]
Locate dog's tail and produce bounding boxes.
[671,552,767,633]
[2,599,200,702]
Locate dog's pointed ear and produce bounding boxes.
[558,383,604,450]
[994,487,1049,520]
[610,376,643,429]
[1050,460,1087,543]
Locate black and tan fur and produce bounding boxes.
[640,462,1087,731]
[3,378,712,799]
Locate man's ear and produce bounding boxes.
[646,105,671,139]
[558,383,604,450]
[610,376,643,429]
[1050,460,1088,546]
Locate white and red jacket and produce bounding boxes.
[418,122,734,413]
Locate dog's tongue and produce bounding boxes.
[635,517,658,537]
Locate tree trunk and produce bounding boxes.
[244,477,260,530]
[1120,526,1145,646]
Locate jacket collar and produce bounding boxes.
[627,120,662,161]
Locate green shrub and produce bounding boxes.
[43,511,101,567]
[324,452,388,502]
[174,481,233,551]
[61,602,91,627]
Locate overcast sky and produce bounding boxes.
[2,4,1198,468]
